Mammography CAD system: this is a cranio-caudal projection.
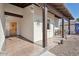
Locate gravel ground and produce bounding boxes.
[49,35,79,56]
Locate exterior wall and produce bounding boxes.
[20,5,34,42]
[59,20,76,35]
[47,12,55,39]
[5,15,22,36]
[0,4,5,51]
[4,4,34,42]
[4,4,23,15]
[33,5,43,42]
[33,5,56,42]
[70,20,75,34]
[64,24,75,34]
[0,4,6,35]
[4,4,61,43]
[52,17,60,36]
[4,3,23,36]
[64,20,75,34]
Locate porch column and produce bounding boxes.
[42,4,47,48]
[61,18,64,38]
[60,18,64,44]
[68,19,70,35]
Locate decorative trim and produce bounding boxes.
[4,12,23,18]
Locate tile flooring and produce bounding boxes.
[3,36,59,56]
[5,37,44,56]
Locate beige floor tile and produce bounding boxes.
[5,37,44,56]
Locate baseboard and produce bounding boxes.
[5,35,34,43]
[5,35,17,38]
[17,35,34,43]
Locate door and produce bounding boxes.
[10,22,17,36]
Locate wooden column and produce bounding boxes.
[61,18,64,38]
[59,18,64,44]
[68,19,70,35]
[42,4,47,48]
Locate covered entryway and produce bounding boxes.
[0,3,74,56]
[4,3,44,56]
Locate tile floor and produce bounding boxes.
[5,37,44,56]
[4,35,79,56]
[3,36,60,56]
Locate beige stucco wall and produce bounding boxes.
[4,4,34,42]
[4,3,24,36]
[47,13,55,39]
[4,4,23,15]
[33,5,43,42]
[20,5,34,42]
[64,20,75,34]
[33,5,56,42]
[0,4,5,52]
[2,4,60,45]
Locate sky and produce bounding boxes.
[65,3,79,19]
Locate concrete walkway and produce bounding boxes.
[49,35,79,56]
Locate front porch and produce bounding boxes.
[0,3,74,56]
[5,35,63,56]
[1,34,79,56]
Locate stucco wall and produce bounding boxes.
[33,5,56,42]
[0,4,5,52]
[20,5,34,42]
[33,5,43,42]
[47,12,55,39]
[4,4,34,42]
[4,4,60,44]
[4,4,23,15]
[64,25,75,34]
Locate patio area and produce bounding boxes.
[5,37,44,56]
[49,35,79,56]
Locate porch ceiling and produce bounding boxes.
[10,3,74,20]
[47,3,74,20]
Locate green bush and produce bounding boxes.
[77,18,79,22]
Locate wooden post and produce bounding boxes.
[59,18,64,44]
[62,18,64,38]
[68,19,70,35]
[42,4,47,48]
